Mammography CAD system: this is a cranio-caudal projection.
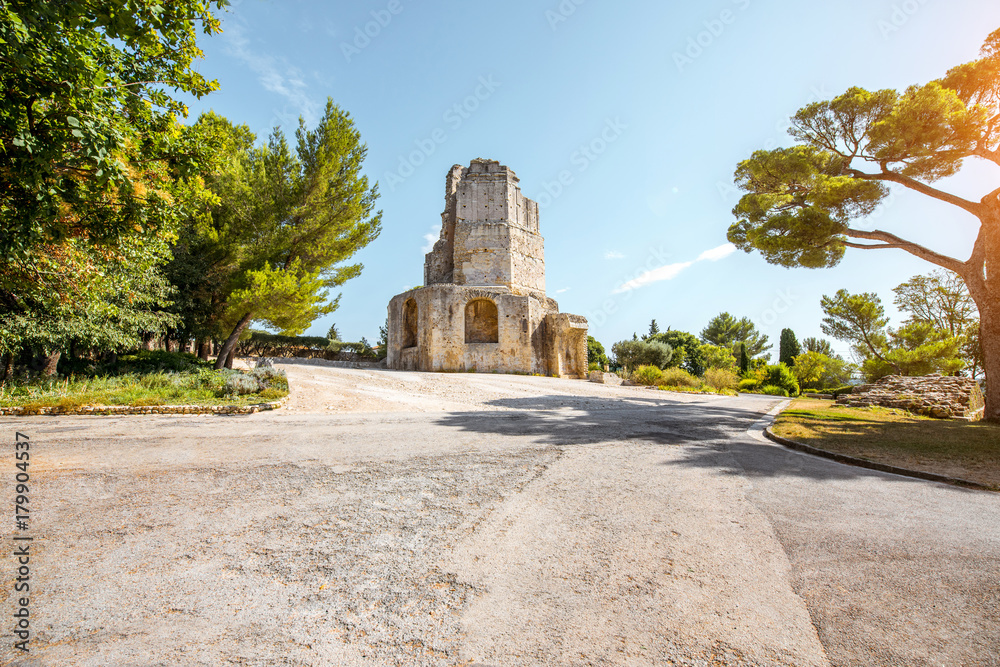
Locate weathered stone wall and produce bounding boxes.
[837,374,985,420]
[544,313,589,378]
[424,164,465,285]
[387,285,558,375]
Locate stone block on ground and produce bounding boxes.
[589,371,623,386]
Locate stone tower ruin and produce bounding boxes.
[386,158,588,376]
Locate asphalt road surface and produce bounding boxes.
[1,366,997,666]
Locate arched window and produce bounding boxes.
[465,299,499,343]
[402,299,418,349]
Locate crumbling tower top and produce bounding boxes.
[424,159,544,295]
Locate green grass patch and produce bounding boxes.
[774,399,1000,490]
[0,351,288,410]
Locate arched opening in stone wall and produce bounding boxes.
[402,299,418,349]
[465,299,499,344]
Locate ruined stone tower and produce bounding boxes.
[387,159,588,376]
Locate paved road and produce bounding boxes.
[1,369,997,666]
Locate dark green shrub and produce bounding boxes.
[759,385,790,397]
[109,350,207,375]
[738,378,760,393]
[762,363,800,396]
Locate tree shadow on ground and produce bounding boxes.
[435,393,981,491]
[435,393,768,447]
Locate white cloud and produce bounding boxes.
[555,288,570,294]
[225,24,319,126]
[613,262,694,293]
[697,243,737,262]
[422,225,440,254]
[604,250,625,260]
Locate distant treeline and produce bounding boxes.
[237,331,377,360]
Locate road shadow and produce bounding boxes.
[434,393,770,447]
[435,392,981,491]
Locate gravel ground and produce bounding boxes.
[1,364,997,666]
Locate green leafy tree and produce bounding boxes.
[647,319,660,337]
[699,343,738,374]
[792,351,856,389]
[611,340,672,373]
[648,330,705,375]
[778,328,801,366]
[700,312,771,358]
[0,1,224,374]
[864,321,964,380]
[587,335,608,368]
[893,270,982,378]
[727,28,1000,420]
[820,290,890,360]
[0,0,224,260]
[821,289,964,381]
[171,104,381,370]
[801,337,835,357]
[327,323,342,341]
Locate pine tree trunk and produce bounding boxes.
[980,296,1000,422]
[214,312,254,371]
[42,350,61,377]
[1,354,11,382]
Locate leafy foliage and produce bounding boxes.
[646,330,703,375]
[761,363,800,396]
[587,335,608,368]
[703,367,739,393]
[699,343,738,373]
[700,312,771,358]
[631,365,663,386]
[0,0,225,259]
[611,339,672,371]
[657,367,701,389]
[821,289,964,381]
[0,1,225,371]
[801,337,835,357]
[167,104,382,368]
[893,270,982,378]
[792,351,856,389]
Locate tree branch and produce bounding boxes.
[846,168,983,216]
[842,227,969,275]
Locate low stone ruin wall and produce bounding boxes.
[837,374,985,421]
[589,371,623,386]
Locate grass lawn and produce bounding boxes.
[773,399,1000,490]
[0,351,288,411]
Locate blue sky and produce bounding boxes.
[183,0,1000,360]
